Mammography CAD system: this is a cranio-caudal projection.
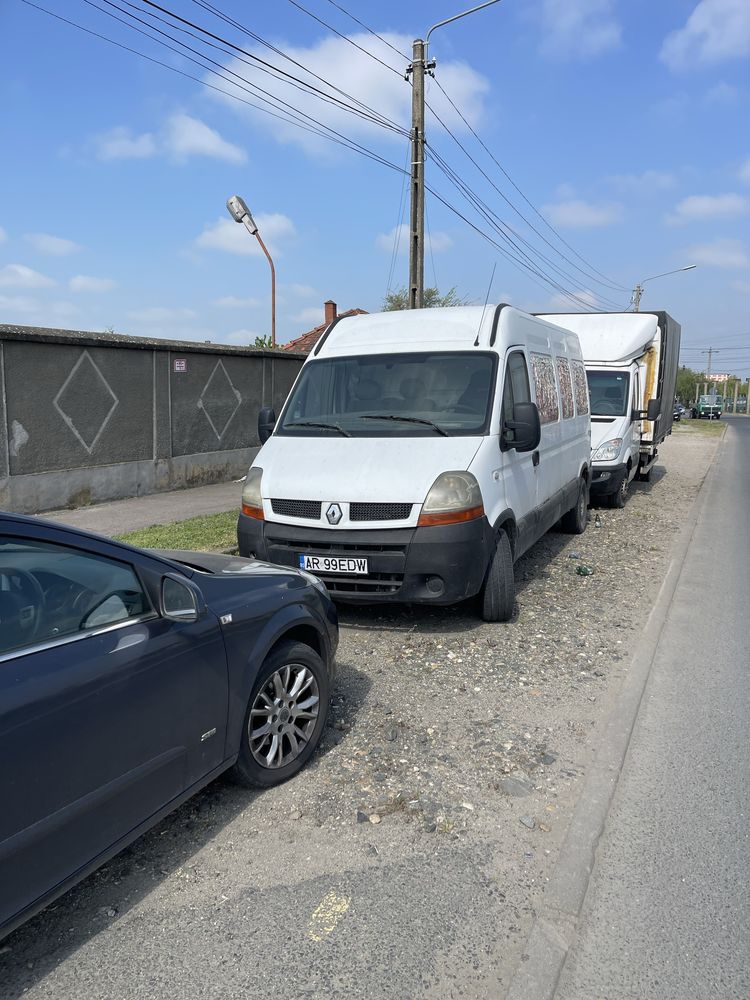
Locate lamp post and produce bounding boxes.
[406,0,503,308]
[226,195,276,347]
[632,264,696,311]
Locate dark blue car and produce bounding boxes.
[0,512,338,941]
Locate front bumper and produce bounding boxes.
[238,512,494,605]
[590,462,628,498]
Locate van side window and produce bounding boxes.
[530,353,560,424]
[556,357,575,419]
[501,352,531,443]
[571,360,590,415]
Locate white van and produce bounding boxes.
[238,305,591,621]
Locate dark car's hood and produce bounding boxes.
[149,549,296,578]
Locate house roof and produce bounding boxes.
[282,308,368,354]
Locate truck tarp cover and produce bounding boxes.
[536,311,682,446]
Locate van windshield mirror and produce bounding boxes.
[277,352,496,438]
[586,370,630,416]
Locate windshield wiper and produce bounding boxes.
[285,420,351,437]
[359,414,449,436]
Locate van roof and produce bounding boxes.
[313,304,582,358]
[536,312,660,364]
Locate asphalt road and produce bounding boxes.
[556,416,750,1000]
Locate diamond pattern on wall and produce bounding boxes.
[198,360,242,440]
[53,350,119,454]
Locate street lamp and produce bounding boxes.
[226,195,276,347]
[632,264,696,311]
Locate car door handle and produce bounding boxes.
[532,450,540,467]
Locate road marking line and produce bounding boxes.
[307,891,351,942]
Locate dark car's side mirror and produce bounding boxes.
[162,576,200,623]
[258,406,276,444]
[646,398,660,421]
[502,401,541,453]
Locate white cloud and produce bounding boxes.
[609,170,676,192]
[287,283,318,299]
[376,223,452,253]
[660,0,750,71]
[0,294,77,322]
[543,199,623,228]
[292,306,326,326]
[666,192,749,224]
[128,306,197,323]
[208,32,489,155]
[688,238,749,269]
[0,227,7,244]
[0,263,56,288]
[93,127,157,161]
[703,81,739,105]
[226,329,265,345]
[24,233,81,256]
[214,295,260,308]
[162,113,246,164]
[739,158,750,184]
[538,0,621,58]
[194,214,296,257]
[69,275,117,293]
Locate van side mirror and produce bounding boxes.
[503,401,541,453]
[258,406,276,444]
[646,398,660,422]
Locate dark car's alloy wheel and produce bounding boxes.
[231,641,330,788]
[249,663,320,769]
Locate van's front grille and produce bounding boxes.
[322,573,403,595]
[270,499,321,519]
[349,502,412,522]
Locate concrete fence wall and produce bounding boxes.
[0,325,305,514]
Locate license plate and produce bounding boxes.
[298,554,368,575]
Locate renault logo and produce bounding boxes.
[326,502,343,525]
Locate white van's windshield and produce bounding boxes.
[277,352,496,437]
[586,370,630,416]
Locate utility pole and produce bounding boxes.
[632,283,643,311]
[733,379,739,414]
[406,38,429,310]
[406,0,502,309]
[631,264,696,311]
[701,347,718,383]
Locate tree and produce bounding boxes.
[675,365,703,404]
[382,286,468,311]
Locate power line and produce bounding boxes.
[427,78,629,294]
[321,0,409,60]
[285,0,403,77]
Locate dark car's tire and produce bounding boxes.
[231,641,330,789]
[560,478,588,534]
[480,529,515,623]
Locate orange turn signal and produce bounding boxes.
[241,503,265,520]
[417,504,484,527]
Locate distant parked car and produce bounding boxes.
[673,405,681,421]
[0,513,338,941]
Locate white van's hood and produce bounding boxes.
[591,417,628,457]
[257,435,483,504]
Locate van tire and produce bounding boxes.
[481,529,515,623]
[560,479,588,534]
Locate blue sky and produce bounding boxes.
[1,0,749,375]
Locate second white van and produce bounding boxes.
[238,305,591,621]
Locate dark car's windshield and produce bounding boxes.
[586,370,630,416]
[277,352,497,437]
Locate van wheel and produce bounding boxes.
[481,529,515,623]
[560,479,588,534]
[610,473,629,508]
[231,641,330,788]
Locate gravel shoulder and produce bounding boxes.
[0,428,722,1000]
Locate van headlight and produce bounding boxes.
[592,439,623,462]
[241,467,264,520]
[418,471,484,527]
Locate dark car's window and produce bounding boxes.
[0,535,150,657]
[277,352,497,437]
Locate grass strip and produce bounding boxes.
[115,510,238,552]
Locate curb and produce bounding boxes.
[503,430,726,1000]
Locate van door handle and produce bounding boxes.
[532,450,540,467]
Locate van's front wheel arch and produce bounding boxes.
[480,527,515,622]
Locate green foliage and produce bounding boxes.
[382,286,468,311]
[253,334,275,349]
[676,365,703,403]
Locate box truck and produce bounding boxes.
[536,311,680,507]
[238,305,591,621]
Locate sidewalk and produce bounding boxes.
[39,479,243,537]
